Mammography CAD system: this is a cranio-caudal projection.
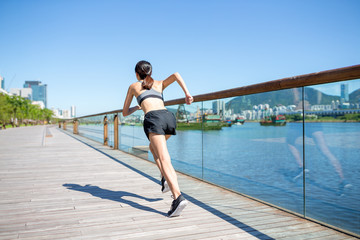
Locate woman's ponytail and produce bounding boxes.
[142,75,154,90]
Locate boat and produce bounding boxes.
[203,114,222,130]
[225,120,232,127]
[233,116,245,125]
[260,115,286,126]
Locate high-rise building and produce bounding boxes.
[340,83,349,104]
[212,100,226,115]
[9,88,33,100]
[212,100,219,114]
[23,81,47,108]
[71,106,76,118]
[0,75,4,89]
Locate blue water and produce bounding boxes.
[76,122,360,235]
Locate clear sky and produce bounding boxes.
[0,0,359,116]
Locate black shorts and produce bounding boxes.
[143,109,177,139]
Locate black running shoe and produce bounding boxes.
[161,176,170,193]
[167,194,188,217]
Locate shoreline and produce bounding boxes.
[246,120,359,123]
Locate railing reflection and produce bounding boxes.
[63,65,360,237]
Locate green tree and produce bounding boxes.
[0,93,54,128]
[0,94,12,128]
[42,108,54,123]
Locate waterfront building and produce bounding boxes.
[212,101,219,114]
[71,106,76,118]
[0,75,4,89]
[242,110,253,120]
[340,102,350,109]
[9,88,33,100]
[51,108,59,118]
[340,83,349,104]
[331,100,336,110]
[52,107,76,119]
[0,77,10,95]
[222,101,226,116]
[62,110,71,119]
[311,105,332,111]
[32,101,45,109]
[23,81,47,108]
[273,105,286,115]
[212,100,226,116]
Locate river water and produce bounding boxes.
[77,122,360,235]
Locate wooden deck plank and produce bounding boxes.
[0,126,357,240]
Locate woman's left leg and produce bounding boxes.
[149,135,172,177]
[149,133,181,199]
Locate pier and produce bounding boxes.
[0,125,356,239]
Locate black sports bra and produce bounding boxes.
[136,88,164,105]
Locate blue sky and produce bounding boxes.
[0,0,359,116]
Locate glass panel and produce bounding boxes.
[202,90,305,215]
[305,79,360,235]
[107,114,115,148]
[166,103,203,179]
[78,115,105,144]
[119,113,136,153]
[65,121,73,132]
[128,111,149,159]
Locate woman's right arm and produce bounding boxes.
[122,84,141,117]
[162,72,193,105]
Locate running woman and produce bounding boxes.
[122,60,193,217]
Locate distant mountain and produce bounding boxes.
[350,88,360,103]
[225,87,342,113]
[166,87,360,115]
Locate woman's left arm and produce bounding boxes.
[122,85,141,117]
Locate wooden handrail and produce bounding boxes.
[75,64,360,119]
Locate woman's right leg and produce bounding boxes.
[149,133,181,199]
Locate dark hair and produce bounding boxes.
[135,60,154,90]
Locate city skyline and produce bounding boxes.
[1,1,359,117]
[1,77,76,118]
[3,75,358,119]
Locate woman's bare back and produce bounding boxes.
[133,80,166,114]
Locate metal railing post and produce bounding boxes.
[104,116,108,146]
[114,114,119,149]
[73,120,78,134]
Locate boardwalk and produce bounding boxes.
[0,126,356,240]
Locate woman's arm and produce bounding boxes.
[162,72,193,105]
[122,84,141,117]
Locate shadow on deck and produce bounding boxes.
[0,126,355,239]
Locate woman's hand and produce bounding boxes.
[185,94,193,105]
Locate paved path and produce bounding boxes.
[0,126,356,239]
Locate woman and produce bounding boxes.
[122,60,193,217]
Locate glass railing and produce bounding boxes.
[63,65,360,237]
[66,121,74,132]
[78,115,105,143]
[303,81,360,233]
[201,90,306,215]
